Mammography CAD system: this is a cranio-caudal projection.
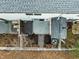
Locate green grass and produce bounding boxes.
[75,40,79,48]
[70,49,79,58]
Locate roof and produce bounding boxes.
[0,0,79,13]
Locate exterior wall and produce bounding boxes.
[33,20,49,34]
[51,17,60,39]
[20,21,33,34]
[0,21,9,33]
[51,17,67,39]
[0,21,11,33]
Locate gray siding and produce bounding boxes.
[51,17,67,39]
[0,21,11,33]
[33,21,49,34]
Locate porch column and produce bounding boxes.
[38,35,44,47]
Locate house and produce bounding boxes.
[20,17,68,48]
[0,16,78,48]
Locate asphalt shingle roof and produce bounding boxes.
[0,0,79,13]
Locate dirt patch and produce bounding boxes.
[0,51,74,59]
[0,34,19,47]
